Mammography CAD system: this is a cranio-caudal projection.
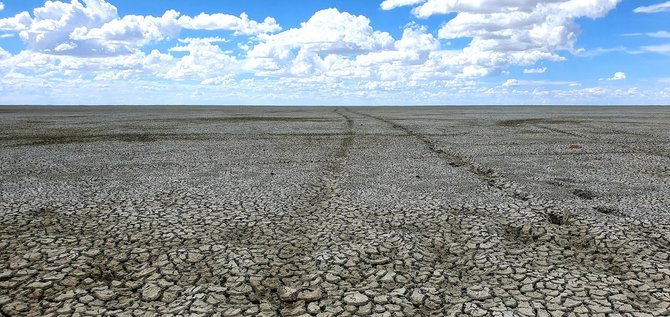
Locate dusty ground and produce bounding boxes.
[0,106,669,317]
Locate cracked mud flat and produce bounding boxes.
[0,106,669,317]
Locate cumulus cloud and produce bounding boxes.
[245,6,583,82]
[0,0,280,57]
[381,0,622,75]
[356,24,439,67]
[253,9,394,56]
[1,0,657,104]
[607,72,626,81]
[247,9,395,76]
[0,12,33,31]
[0,49,174,83]
[165,37,237,80]
[634,2,670,13]
[68,10,182,54]
[0,2,4,11]
[11,0,120,55]
[0,46,9,59]
[177,12,280,35]
[524,67,547,74]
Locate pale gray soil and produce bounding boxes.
[0,106,669,317]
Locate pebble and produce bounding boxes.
[141,284,162,301]
[343,292,369,306]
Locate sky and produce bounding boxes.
[0,0,669,105]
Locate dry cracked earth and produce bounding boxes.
[0,106,669,317]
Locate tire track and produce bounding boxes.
[341,109,622,257]
[226,109,358,311]
[344,108,537,203]
[532,123,670,250]
[340,110,666,307]
[252,109,356,259]
[535,124,670,160]
[344,109,670,259]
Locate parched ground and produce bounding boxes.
[0,106,669,317]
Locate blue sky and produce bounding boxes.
[0,0,669,105]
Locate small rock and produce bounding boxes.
[278,286,299,302]
[281,301,307,316]
[141,284,162,301]
[343,292,369,306]
[223,308,242,316]
[190,299,213,313]
[410,289,425,305]
[298,288,323,302]
[23,251,42,261]
[54,290,76,301]
[2,301,29,315]
[466,286,491,300]
[307,302,321,314]
[93,289,117,301]
[27,281,52,289]
[262,277,281,290]
[79,295,95,303]
[57,304,73,314]
[83,249,101,257]
[187,252,204,263]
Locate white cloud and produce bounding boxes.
[0,48,174,84]
[641,43,670,54]
[177,12,280,35]
[643,30,670,38]
[0,12,32,31]
[607,71,626,81]
[0,0,280,57]
[2,0,665,105]
[245,6,585,82]
[1,1,625,87]
[252,9,394,56]
[503,79,578,87]
[0,2,5,11]
[503,79,519,87]
[558,87,609,97]
[523,67,547,74]
[412,0,620,18]
[165,37,237,80]
[15,0,120,55]
[356,24,439,67]
[0,46,9,59]
[574,46,627,57]
[54,42,78,52]
[381,0,622,75]
[201,75,235,86]
[247,8,395,77]
[69,10,182,54]
[622,31,670,38]
[634,2,670,13]
[380,0,426,10]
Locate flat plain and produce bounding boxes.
[0,106,669,317]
